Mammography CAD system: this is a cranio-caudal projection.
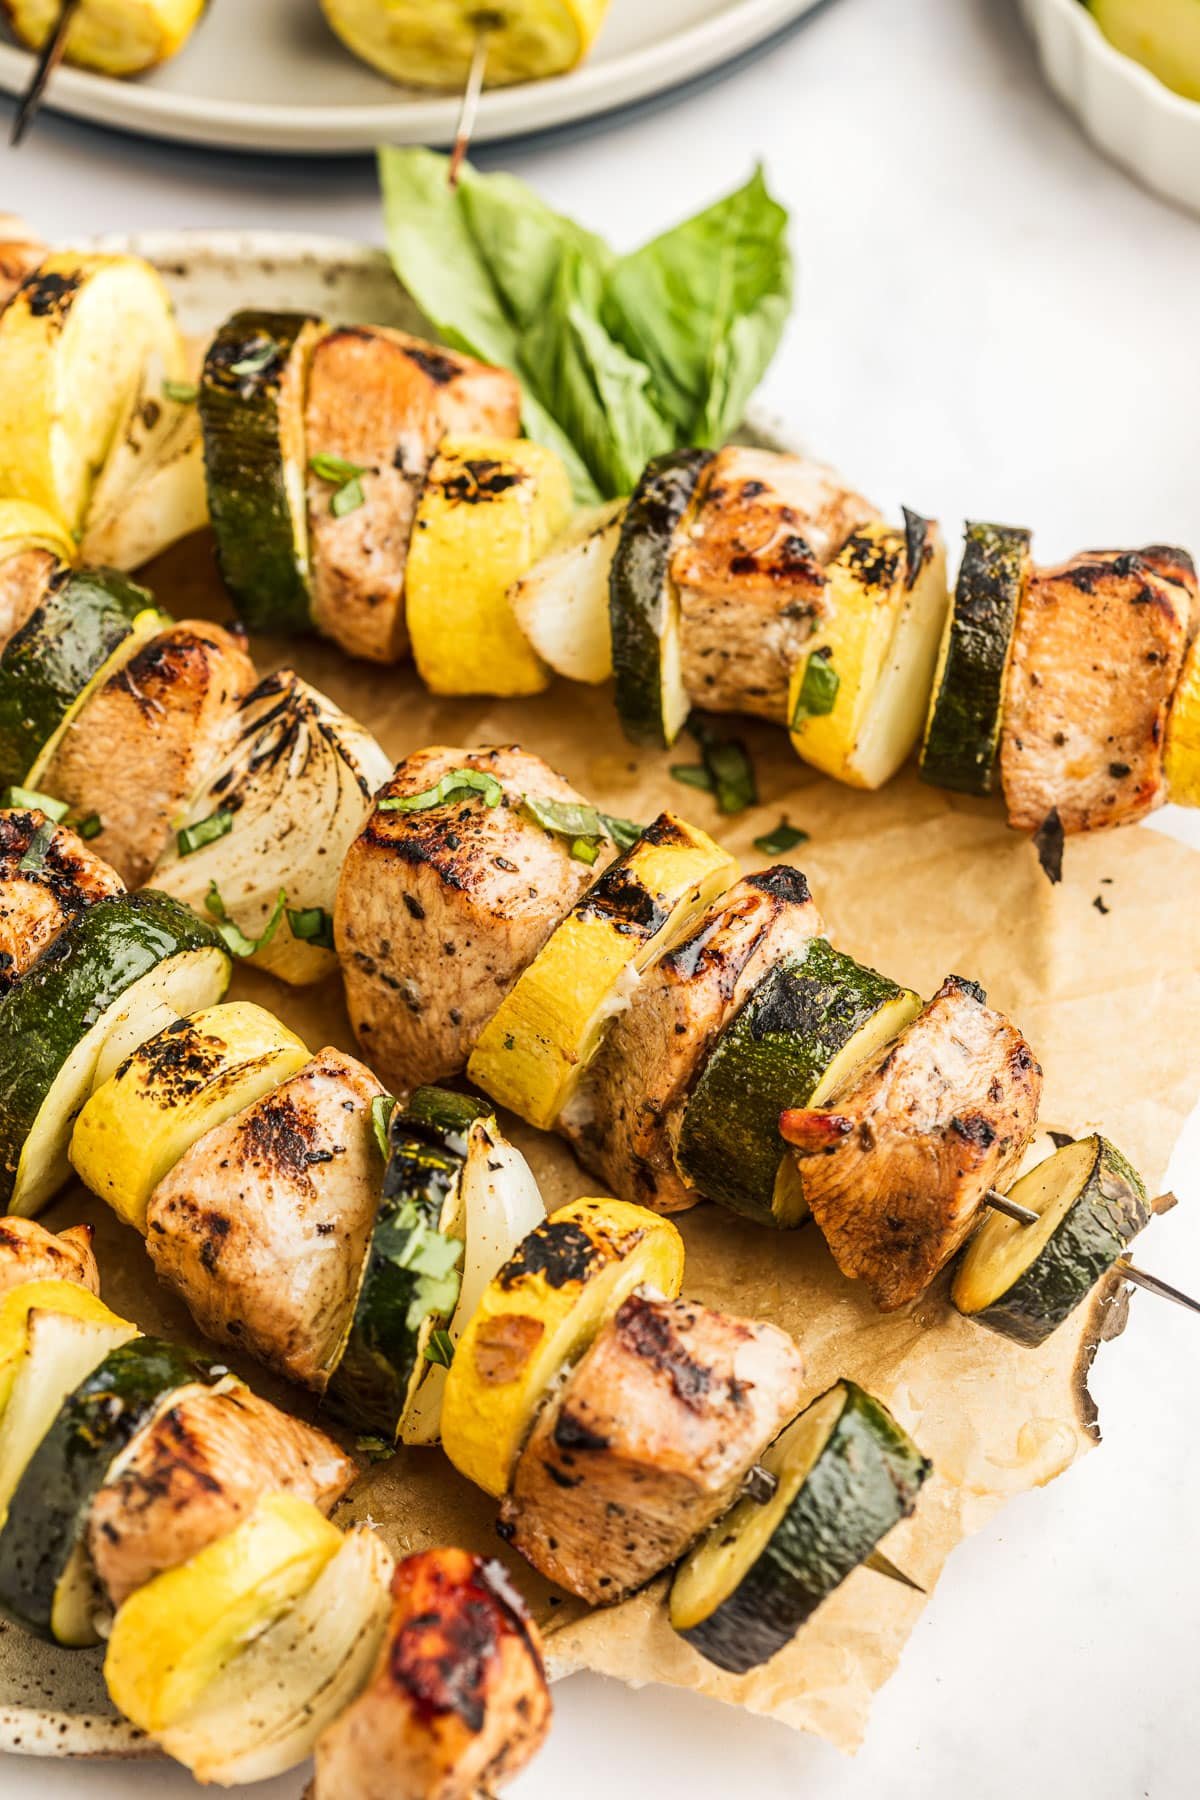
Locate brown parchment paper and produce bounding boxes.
[17,530,1200,1756]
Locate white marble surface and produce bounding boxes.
[1,0,1199,1796]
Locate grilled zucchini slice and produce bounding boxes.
[0,568,168,790]
[920,521,1032,795]
[105,1494,342,1737]
[440,1196,685,1499]
[508,499,625,684]
[675,941,922,1228]
[610,448,712,748]
[1,0,205,73]
[70,1002,310,1233]
[468,813,737,1131]
[953,1134,1150,1345]
[670,1381,930,1674]
[406,437,570,696]
[0,1337,227,1645]
[0,891,231,1216]
[200,310,325,635]
[788,514,949,789]
[1165,632,1200,807]
[320,0,609,88]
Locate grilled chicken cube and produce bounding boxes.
[336,744,606,1095]
[41,620,256,886]
[0,806,124,992]
[562,867,823,1213]
[145,1047,385,1390]
[305,326,521,664]
[313,1547,550,1800]
[1000,547,1195,836]
[781,975,1042,1310]
[88,1381,354,1608]
[0,547,60,653]
[671,447,877,722]
[0,1216,99,1296]
[501,1293,806,1604]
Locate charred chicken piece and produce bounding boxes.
[781,975,1042,1310]
[0,1215,99,1296]
[0,807,124,993]
[562,867,823,1213]
[1000,546,1195,837]
[336,744,608,1095]
[671,447,877,722]
[501,1293,806,1605]
[0,547,60,653]
[41,620,256,886]
[145,1047,385,1389]
[313,1547,550,1800]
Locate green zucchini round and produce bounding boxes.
[674,940,921,1227]
[670,1380,931,1674]
[609,448,712,749]
[952,1134,1150,1346]
[199,309,324,635]
[0,891,231,1217]
[919,520,1031,795]
[0,568,168,789]
[0,1337,227,1644]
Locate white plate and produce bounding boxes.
[1022,0,1200,217]
[0,0,831,154]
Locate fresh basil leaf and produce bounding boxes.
[791,650,840,726]
[670,763,715,794]
[287,905,335,949]
[688,716,758,815]
[17,819,56,872]
[458,163,612,333]
[424,1328,456,1369]
[521,793,601,839]
[753,819,810,857]
[204,882,286,958]
[3,785,68,821]
[310,452,366,484]
[371,1093,397,1161]
[379,768,504,813]
[330,475,365,517]
[597,812,643,851]
[75,813,102,840]
[162,378,198,404]
[177,809,233,856]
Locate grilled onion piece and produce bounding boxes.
[81,397,207,572]
[508,499,625,684]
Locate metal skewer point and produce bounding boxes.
[983,1189,1200,1319]
[447,23,494,189]
[10,0,82,147]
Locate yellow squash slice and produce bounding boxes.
[406,436,571,697]
[320,0,610,89]
[105,1494,343,1737]
[469,814,737,1130]
[0,498,74,569]
[1165,632,1200,808]
[0,252,185,535]
[789,516,950,790]
[441,1196,685,1499]
[70,1003,311,1234]
[1,0,205,74]
[0,1278,119,1421]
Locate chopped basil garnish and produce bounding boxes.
[570,836,599,865]
[670,764,714,794]
[354,1435,393,1464]
[3,786,68,822]
[371,1093,397,1161]
[17,820,56,872]
[76,813,102,840]
[687,717,757,815]
[227,340,277,378]
[378,1200,463,1330]
[791,649,840,725]
[753,819,809,857]
[162,378,198,404]
[204,882,286,958]
[424,1327,456,1369]
[287,905,335,949]
[523,794,642,864]
[598,813,642,851]
[330,475,365,517]
[177,809,233,856]
[310,453,367,520]
[379,768,504,813]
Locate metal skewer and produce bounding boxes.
[447,25,493,189]
[983,1188,1200,1318]
[10,0,82,147]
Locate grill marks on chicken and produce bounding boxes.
[41,620,256,885]
[87,1381,354,1608]
[0,806,124,992]
[500,1293,806,1604]
[672,448,877,722]
[313,1547,551,1800]
[305,326,522,665]
[0,547,59,655]
[563,867,823,1213]
[0,1215,99,1296]
[1001,547,1195,836]
[145,1047,385,1389]
[781,975,1043,1310]
[336,744,607,1095]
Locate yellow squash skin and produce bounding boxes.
[320,0,609,90]
[405,437,571,697]
[104,1494,342,1736]
[468,814,738,1130]
[2,0,205,75]
[1165,632,1200,808]
[70,1003,311,1234]
[0,498,74,568]
[440,1197,685,1499]
[0,1278,117,1420]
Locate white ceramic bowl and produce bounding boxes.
[1022,0,1200,216]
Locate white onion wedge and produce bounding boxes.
[81,406,207,572]
[508,499,625,684]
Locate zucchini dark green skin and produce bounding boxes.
[919,521,1031,795]
[403,1086,490,1158]
[0,568,165,787]
[677,1383,930,1675]
[675,941,908,1226]
[0,890,230,1211]
[200,310,320,636]
[962,1138,1150,1347]
[610,448,712,749]
[327,1095,467,1436]
[0,1338,224,1641]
